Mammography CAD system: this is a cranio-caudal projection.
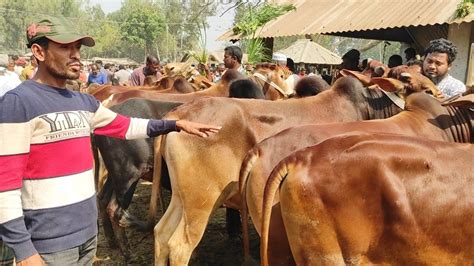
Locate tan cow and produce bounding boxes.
[240,91,472,264]
[261,133,474,265]
[104,65,288,107]
[103,69,244,106]
[87,74,213,103]
[150,73,440,265]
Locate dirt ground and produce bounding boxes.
[95,181,260,265]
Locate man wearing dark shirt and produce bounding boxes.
[129,55,162,86]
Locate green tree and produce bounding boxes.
[120,3,165,60]
[232,2,295,63]
[89,22,122,58]
[0,0,87,54]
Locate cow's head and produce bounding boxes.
[189,75,214,91]
[163,62,197,79]
[362,59,389,78]
[340,69,372,86]
[370,66,442,99]
[254,63,292,98]
[341,60,390,87]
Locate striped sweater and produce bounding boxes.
[0,80,177,261]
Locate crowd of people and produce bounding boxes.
[2,37,467,100]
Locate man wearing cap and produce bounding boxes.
[272,52,287,66]
[0,17,221,265]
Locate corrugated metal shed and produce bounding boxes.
[218,0,474,41]
[277,39,342,64]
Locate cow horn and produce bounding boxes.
[341,69,371,86]
[371,77,404,93]
[441,94,474,108]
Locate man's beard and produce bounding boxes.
[425,72,444,84]
[43,55,80,80]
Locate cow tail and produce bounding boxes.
[147,134,164,230]
[260,159,291,266]
[91,136,100,191]
[238,148,260,261]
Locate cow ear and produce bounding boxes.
[442,94,474,108]
[340,69,371,86]
[202,79,214,88]
[371,77,404,92]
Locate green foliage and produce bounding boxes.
[232,2,295,64]
[120,3,165,55]
[90,22,121,57]
[246,38,270,64]
[0,0,87,53]
[0,0,217,62]
[455,0,473,19]
[233,3,295,37]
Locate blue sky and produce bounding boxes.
[89,0,234,51]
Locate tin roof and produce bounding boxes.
[218,0,474,41]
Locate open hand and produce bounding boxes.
[16,253,44,266]
[176,120,221,138]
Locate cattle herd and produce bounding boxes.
[89,62,473,265]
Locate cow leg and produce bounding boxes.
[154,193,182,266]
[279,178,345,265]
[147,155,164,230]
[97,178,117,248]
[226,208,242,238]
[167,192,222,265]
[268,204,296,266]
[106,194,132,262]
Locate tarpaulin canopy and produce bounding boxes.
[277,39,341,65]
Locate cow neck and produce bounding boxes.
[363,87,403,120]
[445,105,472,143]
[252,72,288,98]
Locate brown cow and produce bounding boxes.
[240,91,472,264]
[88,75,210,102]
[105,65,289,106]
[150,73,440,265]
[248,63,292,100]
[154,76,207,94]
[261,133,474,265]
[103,69,244,106]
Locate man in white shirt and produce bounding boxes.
[114,64,131,85]
[0,55,21,97]
[422,38,466,98]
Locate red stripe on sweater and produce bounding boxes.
[25,137,93,179]
[0,154,28,191]
[93,114,131,139]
